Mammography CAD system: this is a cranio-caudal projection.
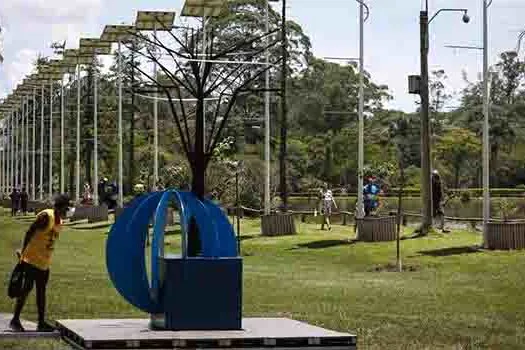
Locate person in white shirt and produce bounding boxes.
[320,184,337,230]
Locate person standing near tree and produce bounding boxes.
[8,194,72,332]
[431,170,450,233]
[320,184,337,231]
[20,188,29,216]
[10,188,20,216]
[363,177,381,217]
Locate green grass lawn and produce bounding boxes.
[1,210,525,349]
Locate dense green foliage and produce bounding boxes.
[29,1,525,208]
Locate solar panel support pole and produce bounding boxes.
[118,40,124,207]
[153,24,159,191]
[76,60,81,204]
[40,83,44,201]
[49,81,53,200]
[60,76,65,194]
[32,88,36,200]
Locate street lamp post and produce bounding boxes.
[101,25,137,208]
[49,81,53,200]
[77,61,81,203]
[481,0,490,247]
[153,22,159,191]
[79,38,112,206]
[418,3,469,235]
[356,0,370,230]
[447,0,491,245]
[279,0,288,211]
[15,108,18,189]
[21,98,25,190]
[6,115,9,194]
[135,11,176,192]
[11,112,14,191]
[264,0,280,214]
[40,83,44,201]
[63,49,91,204]
[32,88,36,200]
[25,95,29,193]
[265,0,271,215]
[60,75,65,194]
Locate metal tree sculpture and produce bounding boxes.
[126,20,280,198]
[126,18,281,255]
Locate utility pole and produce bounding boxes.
[279,0,288,211]
[416,3,470,235]
[419,8,432,234]
[264,0,271,215]
[482,0,490,247]
[356,0,367,223]
[129,44,136,195]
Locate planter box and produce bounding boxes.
[28,201,49,213]
[87,205,109,223]
[487,222,525,250]
[71,206,91,222]
[261,214,297,236]
[71,205,109,223]
[357,216,397,242]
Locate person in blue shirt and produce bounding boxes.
[363,176,381,217]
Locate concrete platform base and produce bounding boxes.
[56,317,356,350]
[0,313,60,339]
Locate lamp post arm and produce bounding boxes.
[355,0,370,22]
[429,8,468,24]
[517,30,525,54]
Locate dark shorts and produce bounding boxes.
[20,262,50,295]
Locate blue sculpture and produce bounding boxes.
[106,190,242,330]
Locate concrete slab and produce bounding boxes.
[56,317,356,350]
[0,313,60,339]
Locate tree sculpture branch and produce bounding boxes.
[124,22,282,199]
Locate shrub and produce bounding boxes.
[460,191,471,203]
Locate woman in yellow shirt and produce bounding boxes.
[9,194,71,332]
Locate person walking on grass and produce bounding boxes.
[432,170,450,233]
[320,184,337,231]
[9,194,72,332]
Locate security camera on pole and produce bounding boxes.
[409,1,470,236]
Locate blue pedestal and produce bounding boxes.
[160,255,242,330]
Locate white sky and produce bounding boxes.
[0,0,524,112]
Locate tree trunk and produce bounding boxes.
[85,148,92,188]
[454,164,460,189]
[491,145,499,187]
[68,157,74,196]
[187,93,205,257]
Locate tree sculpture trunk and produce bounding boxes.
[187,97,206,257]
